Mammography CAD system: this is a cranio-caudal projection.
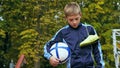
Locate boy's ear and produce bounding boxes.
[79,13,82,17]
[64,16,67,20]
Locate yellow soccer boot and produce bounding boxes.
[80,34,99,47]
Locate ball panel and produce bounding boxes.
[50,42,70,64]
[58,48,68,61]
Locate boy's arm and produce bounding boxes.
[92,41,105,68]
[89,26,105,68]
[44,43,52,60]
[44,30,63,60]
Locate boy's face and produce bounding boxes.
[66,13,81,28]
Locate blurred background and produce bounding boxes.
[0,0,120,68]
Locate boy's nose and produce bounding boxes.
[73,20,77,24]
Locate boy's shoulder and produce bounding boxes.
[59,25,69,31]
[82,23,94,29]
[62,25,69,29]
[82,23,92,27]
[57,25,69,34]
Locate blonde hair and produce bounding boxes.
[64,2,81,16]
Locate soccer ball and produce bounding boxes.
[50,42,70,64]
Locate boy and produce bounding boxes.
[44,2,105,68]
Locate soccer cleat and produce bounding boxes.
[80,34,99,47]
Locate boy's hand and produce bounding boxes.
[49,56,59,67]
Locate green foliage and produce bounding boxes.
[0,29,5,38]
[19,29,39,63]
[102,43,114,68]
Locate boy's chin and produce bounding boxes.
[72,26,78,28]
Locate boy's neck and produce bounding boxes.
[69,23,82,29]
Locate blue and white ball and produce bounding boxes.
[50,42,70,64]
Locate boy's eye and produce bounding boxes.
[75,18,78,20]
[69,17,79,21]
[69,19,73,21]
